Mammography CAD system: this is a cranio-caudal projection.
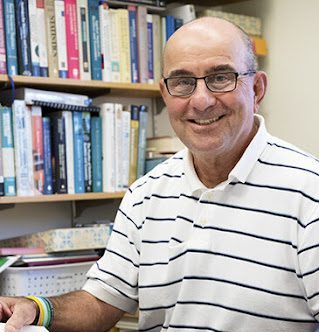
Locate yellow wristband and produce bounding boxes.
[25,296,44,326]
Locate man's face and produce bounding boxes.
[160,24,260,160]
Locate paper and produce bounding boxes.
[0,323,48,331]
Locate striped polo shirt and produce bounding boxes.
[83,114,319,332]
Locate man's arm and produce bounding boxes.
[0,290,125,332]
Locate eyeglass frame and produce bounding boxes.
[163,71,257,97]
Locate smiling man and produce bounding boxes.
[1,16,319,332]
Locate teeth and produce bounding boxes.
[194,117,220,125]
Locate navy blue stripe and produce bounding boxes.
[141,324,228,332]
[192,223,297,249]
[146,216,176,222]
[111,229,140,255]
[142,239,170,244]
[258,159,319,177]
[88,276,138,303]
[118,208,141,229]
[140,300,316,323]
[133,194,181,207]
[305,217,319,229]
[105,248,139,268]
[298,243,319,255]
[199,199,303,227]
[308,291,319,300]
[302,265,319,278]
[230,181,319,203]
[96,261,138,288]
[140,275,305,300]
[267,141,319,163]
[139,323,164,332]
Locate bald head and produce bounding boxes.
[163,17,257,75]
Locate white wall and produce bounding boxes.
[225,0,319,156]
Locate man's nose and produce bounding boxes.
[189,79,217,111]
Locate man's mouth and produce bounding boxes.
[192,115,224,126]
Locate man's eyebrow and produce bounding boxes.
[206,65,235,73]
[167,69,194,77]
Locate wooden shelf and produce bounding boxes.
[0,75,161,98]
[166,0,244,5]
[0,192,125,204]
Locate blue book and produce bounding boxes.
[128,5,139,83]
[174,18,183,31]
[73,111,85,193]
[165,15,175,41]
[88,0,102,80]
[91,116,102,192]
[15,0,32,76]
[82,112,92,192]
[147,15,154,83]
[3,0,18,76]
[1,106,16,196]
[137,105,148,178]
[42,117,53,195]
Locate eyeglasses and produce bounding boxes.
[163,71,256,97]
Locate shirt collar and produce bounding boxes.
[183,114,268,194]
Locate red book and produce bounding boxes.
[0,247,45,256]
[65,0,80,79]
[0,0,7,74]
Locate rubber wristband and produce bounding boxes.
[25,296,44,326]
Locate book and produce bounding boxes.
[51,111,68,193]
[62,110,74,194]
[136,6,148,83]
[137,105,148,178]
[12,100,34,196]
[152,14,162,83]
[37,0,49,77]
[128,5,138,83]
[128,105,139,185]
[165,15,175,40]
[77,0,91,80]
[42,116,53,195]
[109,8,120,82]
[0,112,4,196]
[114,103,123,191]
[88,0,102,80]
[117,8,131,83]
[15,0,32,76]
[31,106,44,194]
[147,14,154,84]
[121,106,131,189]
[82,112,92,192]
[166,4,196,24]
[65,0,80,79]
[0,247,45,255]
[72,111,85,193]
[44,0,59,78]
[54,0,68,78]
[3,0,18,76]
[0,0,7,74]
[1,87,92,108]
[100,102,115,192]
[1,106,16,196]
[99,1,112,82]
[90,116,102,192]
[28,0,41,76]
[0,256,20,273]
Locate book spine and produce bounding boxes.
[1,106,16,196]
[165,15,175,40]
[161,16,166,49]
[87,0,101,80]
[37,0,49,77]
[62,110,74,194]
[152,14,161,83]
[12,100,34,196]
[15,0,32,76]
[121,107,130,189]
[147,14,154,84]
[137,105,148,178]
[100,103,115,192]
[99,1,112,82]
[28,0,41,76]
[54,0,68,78]
[128,5,138,83]
[3,0,18,76]
[65,0,80,79]
[114,103,123,191]
[0,109,5,196]
[72,111,85,193]
[129,105,139,185]
[109,9,120,82]
[42,116,53,194]
[136,6,148,83]
[0,0,7,74]
[51,112,68,193]
[44,0,59,78]
[90,116,102,192]
[82,111,92,192]
[118,9,131,83]
[31,106,44,194]
[77,0,91,80]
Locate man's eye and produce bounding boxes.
[213,74,229,83]
[176,78,194,86]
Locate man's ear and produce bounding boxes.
[253,71,268,113]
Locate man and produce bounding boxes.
[1,16,319,332]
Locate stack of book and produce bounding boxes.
[0,87,149,196]
[0,0,188,84]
